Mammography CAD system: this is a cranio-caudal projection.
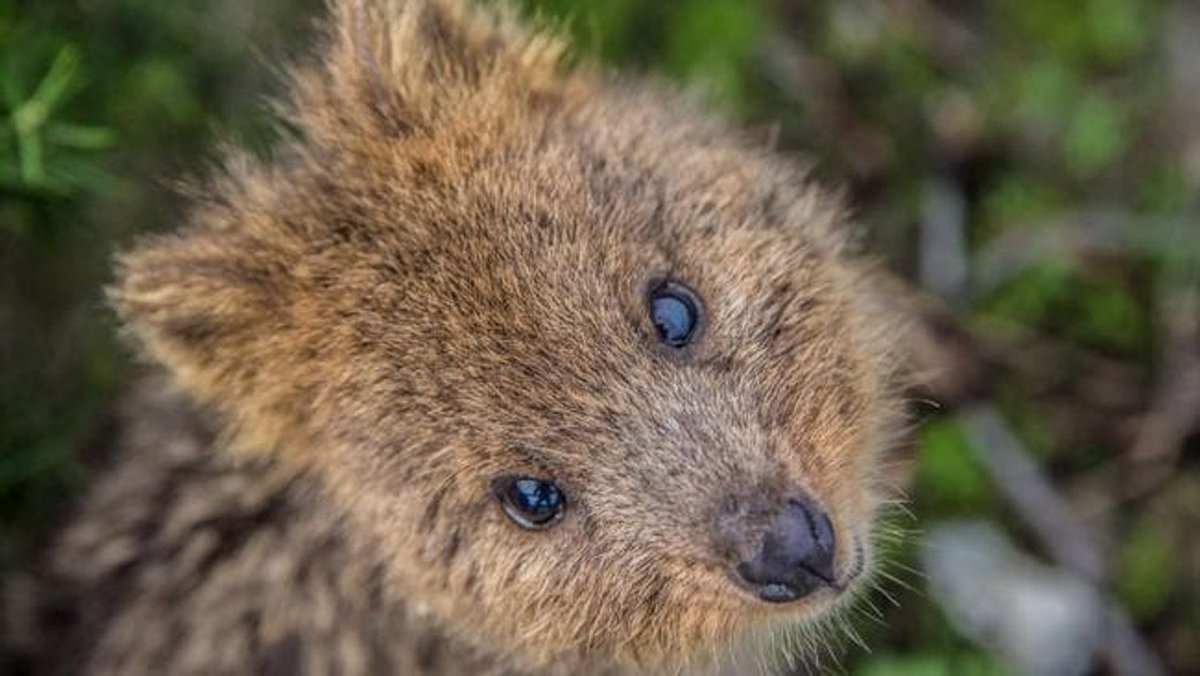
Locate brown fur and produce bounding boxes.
[11,0,906,673]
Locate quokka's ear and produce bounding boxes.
[298,0,570,141]
[109,167,321,461]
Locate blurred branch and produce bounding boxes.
[971,211,1128,296]
[919,177,969,310]
[1166,1,1200,189]
[971,211,1200,297]
[1123,272,1200,500]
[958,405,1164,676]
[959,406,1104,580]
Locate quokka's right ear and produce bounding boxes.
[296,0,570,142]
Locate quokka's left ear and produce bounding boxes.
[296,0,572,143]
[109,161,324,463]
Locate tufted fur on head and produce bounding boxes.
[111,0,907,672]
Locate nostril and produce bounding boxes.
[732,497,837,603]
[790,499,836,582]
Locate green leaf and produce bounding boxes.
[665,0,768,113]
[1013,60,1078,130]
[915,418,994,514]
[44,122,116,151]
[1117,519,1175,619]
[1063,93,1126,179]
[857,652,1012,676]
[1086,0,1151,63]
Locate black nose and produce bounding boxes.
[735,498,836,603]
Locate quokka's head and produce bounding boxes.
[114,0,906,670]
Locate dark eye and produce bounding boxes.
[649,281,701,348]
[496,477,566,530]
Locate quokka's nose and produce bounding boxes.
[734,497,837,603]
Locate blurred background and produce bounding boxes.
[1,0,1197,674]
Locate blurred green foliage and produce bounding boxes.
[1,44,116,196]
[0,0,317,564]
[2,0,1196,673]
[914,419,994,515]
[1118,517,1175,619]
[523,0,771,114]
[857,652,1010,676]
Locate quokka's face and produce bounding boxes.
[114,0,904,670]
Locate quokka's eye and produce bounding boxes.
[648,281,702,348]
[496,477,566,530]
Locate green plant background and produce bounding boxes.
[2,0,1196,673]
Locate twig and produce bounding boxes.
[1124,274,1200,498]
[1166,1,1200,190]
[919,177,969,310]
[958,405,1105,580]
[969,210,1199,298]
[958,404,1165,676]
